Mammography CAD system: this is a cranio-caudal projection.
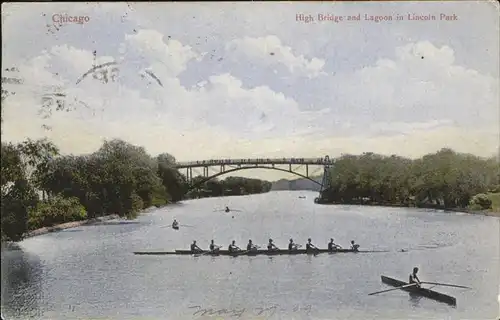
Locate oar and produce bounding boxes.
[233,249,249,256]
[180,224,195,228]
[194,250,213,257]
[368,283,418,295]
[192,251,205,257]
[308,246,320,256]
[194,245,223,257]
[420,282,471,289]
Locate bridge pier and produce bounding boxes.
[315,156,333,204]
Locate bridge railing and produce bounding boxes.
[175,157,333,168]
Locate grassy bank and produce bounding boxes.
[488,192,500,212]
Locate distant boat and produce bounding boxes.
[298,196,306,199]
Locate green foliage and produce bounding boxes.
[1,142,40,241]
[1,138,189,241]
[1,179,38,241]
[34,139,176,220]
[468,193,492,210]
[487,192,500,212]
[187,176,272,198]
[157,153,186,202]
[321,149,498,209]
[28,196,87,230]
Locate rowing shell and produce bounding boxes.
[134,248,388,256]
[381,275,457,306]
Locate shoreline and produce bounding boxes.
[2,206,168,247]
[317,202,500,217]
[23,214,121,239]
[443,208,500,218]
[21,205,164,240]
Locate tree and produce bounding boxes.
[157,153,186,202]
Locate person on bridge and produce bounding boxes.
[247,240,258,252]
[190,241,203,253]
[409,267,421,288]
[209,240,221,252]
[288,238,300,251]
[350,240,360,252]
[267,239,279,251]
[328,238,342,251]
[172,219,179,230]
[228,240,241,253]
[306,238,318,252]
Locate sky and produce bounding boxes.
[1,2,499,181]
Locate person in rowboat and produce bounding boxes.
[247,240,258,252]
[267,239,279,251]
[328,238,342,251]
[288,238,300,251]
[409,267,421,288]
[172,219,179,229]
[306,238,318,252]
[228,240,241,253]
[209,240,221,252]
[225,206,230,213]
[350,240,360,252]
[190,241,203,253]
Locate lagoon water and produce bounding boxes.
[1,191,499,320]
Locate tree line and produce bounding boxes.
[320,149,499,210]
[0,138,271,242]
[186,176,272,198]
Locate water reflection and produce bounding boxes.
[409,292,423,307]
[1,247,44,319]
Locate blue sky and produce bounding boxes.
[2,2,498,180]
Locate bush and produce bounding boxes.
[469,193,492,210]
[123,192,143,220]
[28,195,87,230]
[489,185,500,193]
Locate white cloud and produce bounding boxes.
[225,35,326,78]
[122,29,200,78]
[325,41,498,130]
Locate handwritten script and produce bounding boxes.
[188,304,312,318]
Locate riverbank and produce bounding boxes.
[316,201,500,217]
[444,208,500,218]
[23,214,121,239]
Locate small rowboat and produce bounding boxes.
[381,275,457,306]
[134,248,388,256]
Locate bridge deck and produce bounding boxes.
[175,157,333,168]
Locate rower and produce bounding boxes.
[267,238,279,251]
[306,238,317,252]
[247,239,259,251]
[209,240,220,252]
[328,238,342,251]
[172,219,179,229]
[228,240,241,253]
[225,206,230,213]
[409,267,421,288]
[288,238,299,251]
[190,240,203,253]
[350,240,360,252]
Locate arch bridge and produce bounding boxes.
[174,157,334,202]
